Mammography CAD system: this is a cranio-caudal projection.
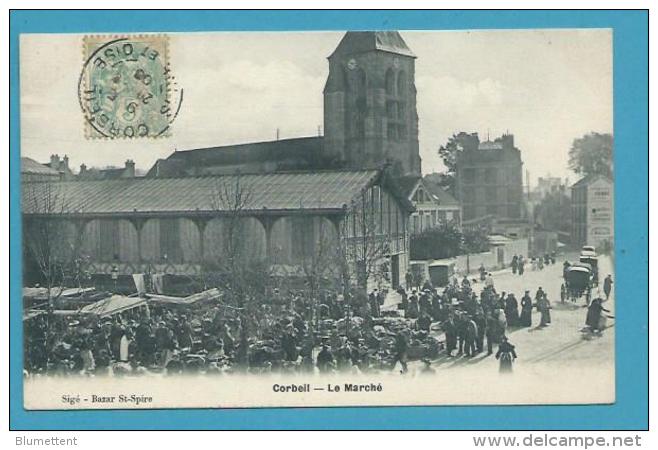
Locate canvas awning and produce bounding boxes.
[147,288,221,306]
[78,295,147,318]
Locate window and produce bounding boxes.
[385,69,395,95]
[397,71,406,98]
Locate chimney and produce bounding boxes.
[50,154,60,169]
[124,159,135,177]
[79,163,87,175]
[62,155,70,171]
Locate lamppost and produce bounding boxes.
[111,265,119,294]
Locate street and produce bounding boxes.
[393,253,616,375]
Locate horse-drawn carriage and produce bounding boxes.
[562,263,593,303]
[579,254,599,286]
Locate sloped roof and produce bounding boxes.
[571,174,613,188]
[396,175,422,199]
[22,170,384,216]
[167,136,323,168]
[330,31,415,58]
[421,177,460,206]
[21,157,59,175]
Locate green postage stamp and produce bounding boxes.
[79,35,182,139]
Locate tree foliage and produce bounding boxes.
[435,132,480,195]
[568,132,613,179]
[410,221,489,260]
[534,191,571,233]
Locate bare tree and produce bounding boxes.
[297,216,342,324]
[202,175,269,366]
[22,181,85,310]
[335,191,390,297]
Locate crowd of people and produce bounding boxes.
[23,250,611,378]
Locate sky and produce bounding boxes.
[20,29,612,185]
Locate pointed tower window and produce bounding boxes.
[397,70,407,98]
[385,69,395,96]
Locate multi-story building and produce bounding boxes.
[455,133,524,222]
[571,174,614,250]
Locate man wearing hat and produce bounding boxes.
[442,313,457,356]
[316,338,335,373]
[464,315,478,357]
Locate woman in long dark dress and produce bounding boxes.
[538,296,552,327]
[519,290,533,327]
[504,293,519,327]
[496,336,517,373]
[586,298,610,332]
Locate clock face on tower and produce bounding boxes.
[347,58,358,70]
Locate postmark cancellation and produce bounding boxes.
[79,34,181,139]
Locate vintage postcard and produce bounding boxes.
[19,29,614,410]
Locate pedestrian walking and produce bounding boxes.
[465,316,478,357]
[586,297,611,333]
[504,293,519,327]
[518,256,525,275]
[511,255,518,275]
[603,275,613,300]
[496,336,517,373]
[535,287,546,312]
[538,295,552,327]
[520,290,533,327]
[442,315,457,356]
[474,309,487,353]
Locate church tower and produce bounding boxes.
[323,31,421,177]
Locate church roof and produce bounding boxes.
[149,136,332,176]
[21,170,389,216]
[329,31,415,58]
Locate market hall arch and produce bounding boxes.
[203,216,267,265]
[268,216,339,267]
